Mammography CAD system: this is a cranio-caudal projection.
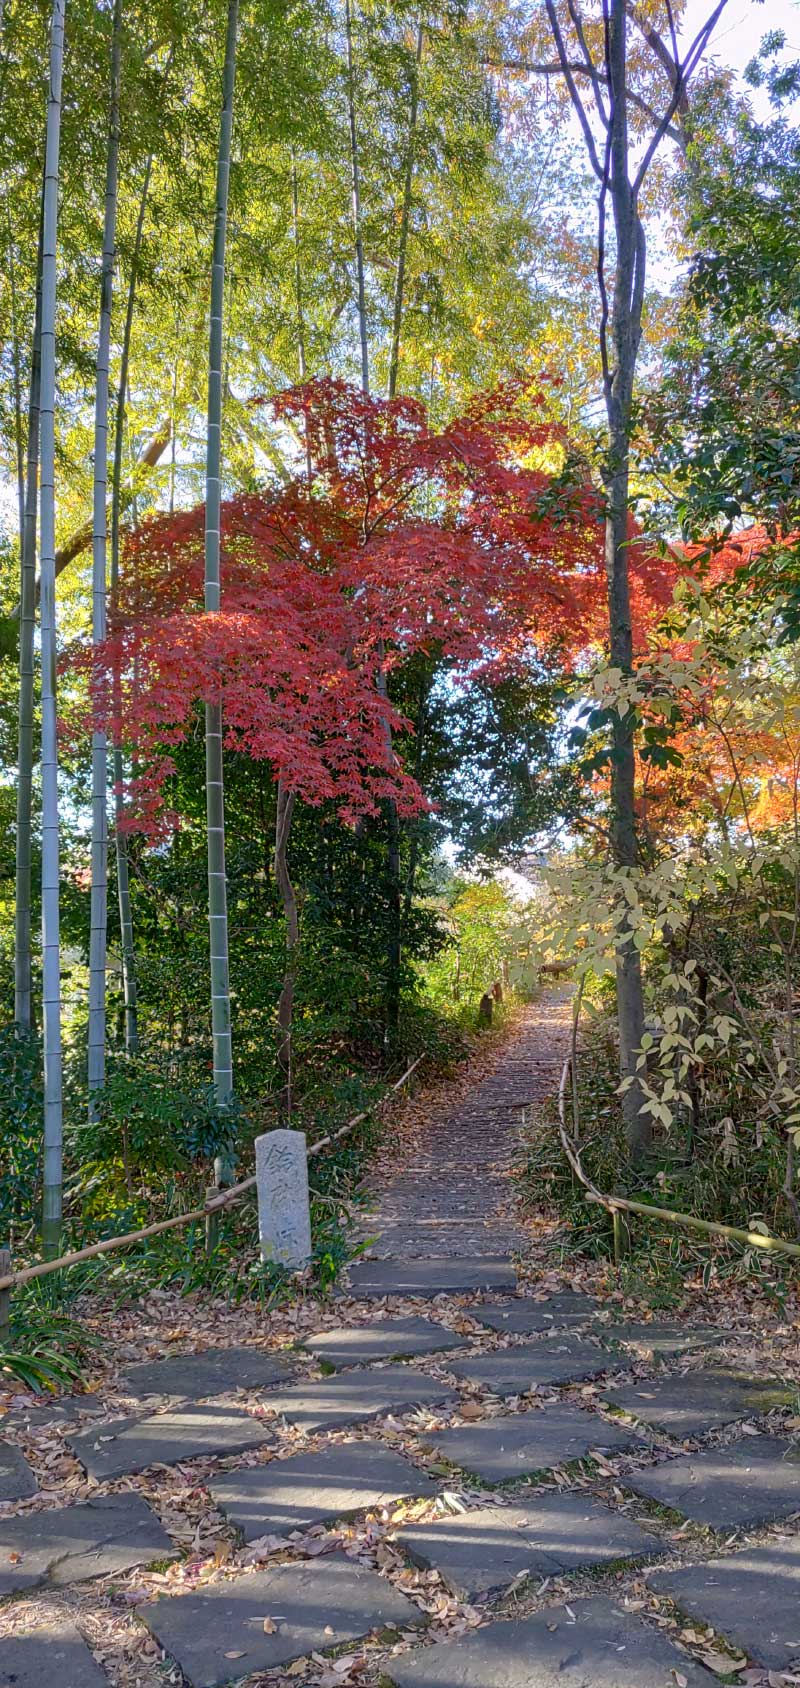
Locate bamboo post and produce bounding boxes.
[0,1248,11,1342]
[612,1204,632,1264]
[205,1184,220,1255]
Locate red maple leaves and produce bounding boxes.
[78,377,677,836]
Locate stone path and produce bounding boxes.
[2,993,800,1687]
[356,993,574,1259]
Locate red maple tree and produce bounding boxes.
[80,377,683,1103]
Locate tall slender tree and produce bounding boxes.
[344,0,403,1034]
[88,0,123,1109]
[344,0,369,394]
[387,19,424,402]
[14,191,43,1032]
[108,155,152,1053]
[539,0,729,1160]
[109,155,153,1060]
[39,0,67,1256]
[205,0,239,1155]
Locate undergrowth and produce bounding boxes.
[517,1016,800,1308]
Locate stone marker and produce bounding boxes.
[625,1433,800,1528]
[141,1551,423,1684]
[650,1536,800,1670]
[448,1336,623,1395]
[303,1317,462,1368]
[348,1257,517,1297]
[471,1294,598,1336]
[255,1127,312,1268]
[67,1401,275,1481]
[606,1369,792,1438]
[397,1493,663,1599]
[0,1439,37,1500]
[122,1345,291,1403]
[267,1366,455,1434]
[0,1621,110,1688]
[597,1323,723,1363]
[0,1492,177,1598]
[385,1596,717,1687]
[423,1402,646,1482]
[211,1439,437,1539]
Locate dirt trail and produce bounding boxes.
[358,990,573,1259]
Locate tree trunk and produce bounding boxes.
[88,0,122,1109]
[109,155,152,1060]
[6,202,26,548]
[344,0,369,393]
[603,0,649,1161]
[39,0,67,1257]
[274,780,298,1122]
[14,188,43,1031]
[205,0,238,1155]
[291,150,313,483]
[345,0,402,1037]
[387,19,424,401]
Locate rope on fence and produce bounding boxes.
[0,1053,426,1294]
[557,1049,800,1264]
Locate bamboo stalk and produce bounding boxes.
[205,0,239,1160]
[0,1054,424,1291]
[586,1190,800,1258]
[39,0,67,1259]
[88,0,123,1112]
[14,187,43,1031]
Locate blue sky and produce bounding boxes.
[683,0,800,97]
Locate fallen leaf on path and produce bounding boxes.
[700,1652,746,1674]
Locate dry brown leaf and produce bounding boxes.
[224,1650,247,1660]
[458,1403,484,1421]
[700,1652,746,1675]
[671,1672,688,1688]
[262,1616,278,1634]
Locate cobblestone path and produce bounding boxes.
[1,990,799,1688]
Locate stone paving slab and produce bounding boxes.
[2,1394,104,1431]
[423,1402,647,1481]
[471,1295,599,1336]
[266,1367,456,1433]
[67,1401,275,1480]
[397,1493,663,1599]
[385,1595,717,1687]
[598,1324,724,1362]
[347,1258,517,1296]
[0,1492,177,1597]
[625,1433,800,1528]
[607,1370,792,1438]
[448,1337,622,1395]
[121,1345,291,1402]
[0,1440,37,1500]
[302,1318,462,1368]
[211,1440,437,1539]
[140,1551,424,1684]
[650,1536,800,1670]
[0,1620,110,1688]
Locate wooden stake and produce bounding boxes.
[0,1248,11,1343]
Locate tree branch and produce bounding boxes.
[486,58,682,145]
[544,0,605,181]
